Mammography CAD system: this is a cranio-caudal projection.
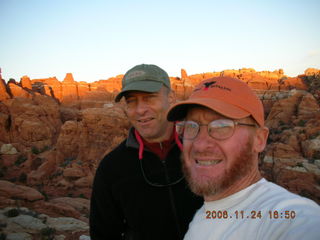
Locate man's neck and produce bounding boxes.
[143,123,174,143]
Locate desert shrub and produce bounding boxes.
[15,155,27,166]
[309,132,319,139]
[4,208,19,218]
[0,233,6,240]
[296,162,304,168]
[18,172,27,183]
[297,119,307,127]
[60,156,75,168]
[313,151,320,160]
[31,145,51,155]
[40,227,56,240]
[79,193,86,198]
[0,167,6,178]
[31,146,40,154]
[41,146,51,152]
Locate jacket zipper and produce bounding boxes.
[161,159,182,239]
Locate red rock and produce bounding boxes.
[20,76,32,89]
[8,83,32,98]
[0,154,18,167]
[74,174,94,188]
[27,151,57,185]
[305,68,320,76]
[0,196,15,208]
[56,106,129,167]
[181,69,188,79]
[31,77,62,100]
[0,180,44,201]
[56,120,81,159]
[0,67,319,214]
[301,137,320,159]
[0,102,11,143]
[63,167,86,178]
[61,73,79,105]
[297,93,320,119]
[63,73,75,83]
[9,95,61,147]
[266,90,304,128]
[34,201,81,218]
[50,197,90,215]
[0,79,10,101]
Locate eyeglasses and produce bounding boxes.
[176,119,257,140]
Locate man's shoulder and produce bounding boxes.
[252,179,320,212]
[98,139,137,168]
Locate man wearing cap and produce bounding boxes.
[167,77,320,240]
[90,64,202,240]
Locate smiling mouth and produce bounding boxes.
[138,118,154,123]
[195,159,222,166]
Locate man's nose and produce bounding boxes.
[193,126,217,151]
[135,99,148,114]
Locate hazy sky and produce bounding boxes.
[1,0,320,82]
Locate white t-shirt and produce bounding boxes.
[184,178,320,240]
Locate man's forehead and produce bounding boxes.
[124,90,159,98]
[186,106,225,119]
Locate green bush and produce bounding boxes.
[31,146,40,154]
[4,208,19,218]
[297,119,307,127]
[18,172,27,183]
[15,155,27,166]
[79,193,86,198]
[40,227,56,240]
[0,233,6,240]
[31,146,51,155]
[312,151,320,160]
[60,156,75,168]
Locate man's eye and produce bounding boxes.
[126,98,136,104]
[146,95,157,100]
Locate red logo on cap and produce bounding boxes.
[203,81,216,90]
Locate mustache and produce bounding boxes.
[180,151,224,161]
[191,151,224,159]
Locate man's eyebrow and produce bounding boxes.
[148,92,159,96]
[124,95,135,101]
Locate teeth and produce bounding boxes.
[138,118,153,123]
[196,160,221,166]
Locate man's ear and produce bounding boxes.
[168,90,176,105]
[253,127,269,153]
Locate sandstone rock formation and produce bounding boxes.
[0,180,44,202]
[305,68,320,76]
[0,68,310,105]
[0,207,89,239]
[261,89,320,203]
[0,79,10,101]
[0,67,319,240]
[21,76,32,90]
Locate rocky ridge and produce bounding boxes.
[0,67,320,239]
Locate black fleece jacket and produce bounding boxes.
[90,129,202,240]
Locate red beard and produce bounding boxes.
[182,137,256,198]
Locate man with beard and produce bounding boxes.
[167,76,320,240]
[90,64,202,240]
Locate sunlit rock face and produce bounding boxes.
[0,68,319,238]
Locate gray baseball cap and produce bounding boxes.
[115,64,171,102]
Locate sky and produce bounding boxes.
[1,0,320,83]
